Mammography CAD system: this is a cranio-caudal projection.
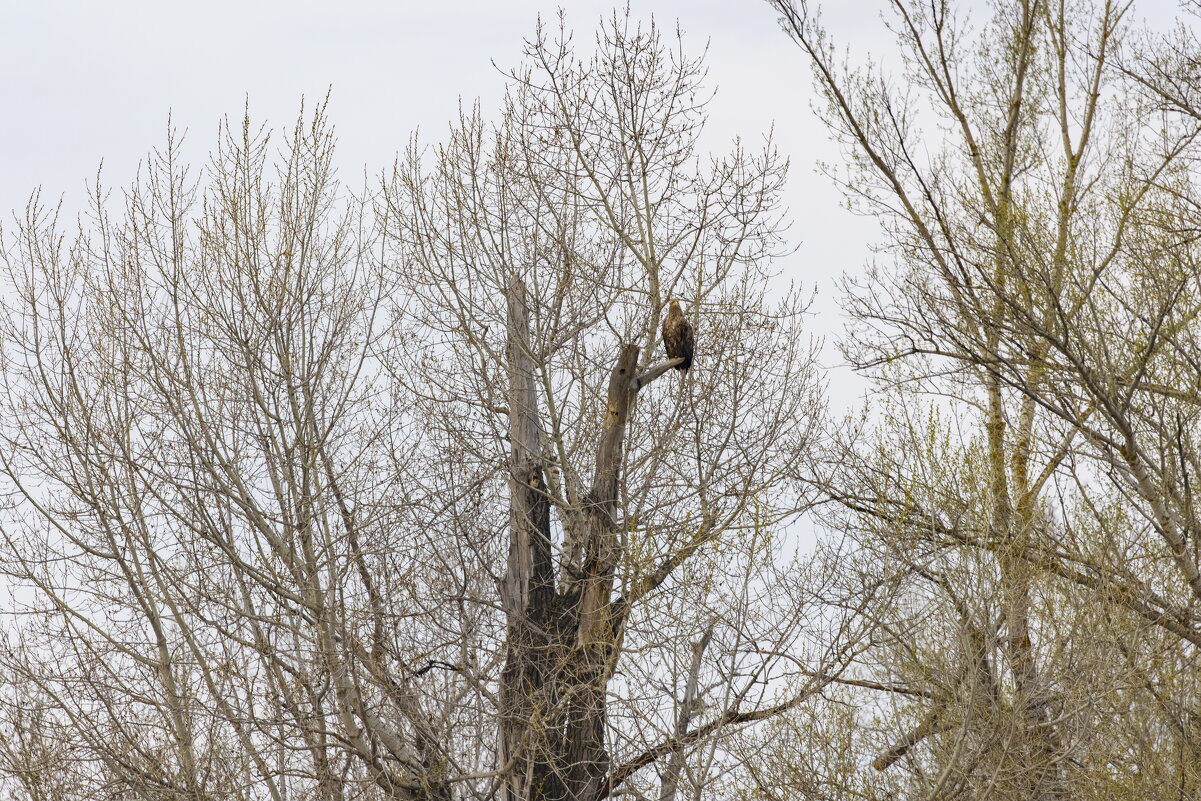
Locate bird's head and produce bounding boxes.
[668,298,682,313]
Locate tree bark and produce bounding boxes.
[501,290,681,800]
[500,275,563,801]
[558,343,641,801]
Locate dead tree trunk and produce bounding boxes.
[555,346,681,801]
[560,342,641,800]
[500,278,683,800]
[500,276,563,801]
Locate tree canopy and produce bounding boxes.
[2,3,1201,800]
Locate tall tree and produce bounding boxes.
[383,14,838,799]
[0,12,846,801]
[767,0,1201,798]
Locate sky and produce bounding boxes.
[0,0,1187,408]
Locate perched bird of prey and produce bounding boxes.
[661,299,694,372]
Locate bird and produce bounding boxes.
[661,299,694,372]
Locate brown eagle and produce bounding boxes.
[661,299,694,371]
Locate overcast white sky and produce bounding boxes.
[0,0,1186,406]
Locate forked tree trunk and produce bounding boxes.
[560,342,641,800]
[500,276,563,801]
[500,275,680,800]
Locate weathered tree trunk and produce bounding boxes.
[559,343,641,801]
[500,284,682,799]
[500,276,563,801]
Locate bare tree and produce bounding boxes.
[0,11,847,801]
[383,13,841,800]
[765,0,1201,798]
